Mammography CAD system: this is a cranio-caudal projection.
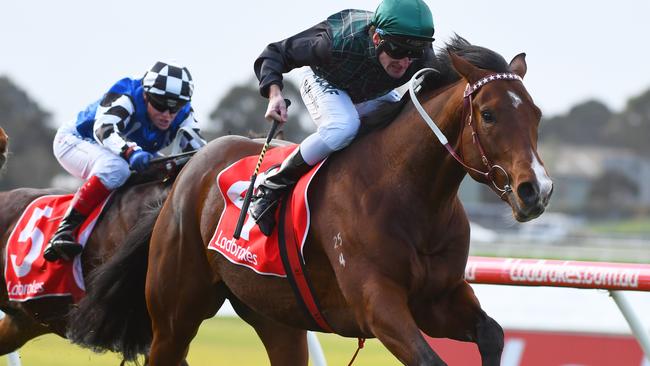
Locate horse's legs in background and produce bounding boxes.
[146,203,222,366]
[415,281,504,366]
[0,309,49,354]
[230,297,309,366]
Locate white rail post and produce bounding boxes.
[610,291,650,362]
[307,331,327,366]
[0,310,21,366]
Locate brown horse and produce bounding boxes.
[78,37,552,365]
[0,155,189,359]
[0,127,8,171]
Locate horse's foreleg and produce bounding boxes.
[0,309,49,354]
[356,275,447,366]
[146,204,218,366]
[415,281,504,366]
[231,298,309,366]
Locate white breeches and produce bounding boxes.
[298,69,400,165]
[53,129,130,190]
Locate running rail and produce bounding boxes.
[465,256,650,361]
[0,310,21,366]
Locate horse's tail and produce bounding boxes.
[67,203,161,361]
[0,127,8,171]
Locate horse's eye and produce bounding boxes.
[480,110,495,123]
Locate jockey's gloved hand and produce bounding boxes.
[128,150,153,172]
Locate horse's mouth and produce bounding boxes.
[506,192,547,222]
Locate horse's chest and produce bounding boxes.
[412,255,467,295]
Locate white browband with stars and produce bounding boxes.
[463,73,523,97]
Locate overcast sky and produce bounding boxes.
[2,1,649,129]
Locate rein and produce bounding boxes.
[408,68,522,197]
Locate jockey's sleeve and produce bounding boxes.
[92,93,137,156]
[176,109,206,152]
[254,20,332,98]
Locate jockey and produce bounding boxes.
[251,0,436,235]
[43,61,206,262]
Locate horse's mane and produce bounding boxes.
[421,35,511,92]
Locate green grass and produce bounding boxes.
[2,316,400,366]
[587,217,650,235]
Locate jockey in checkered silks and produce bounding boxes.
[250,0,438,235]
[43,61,206,262]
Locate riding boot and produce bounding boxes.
[43,208,87,261]
[43,175,112,262]
[250,148,312,236]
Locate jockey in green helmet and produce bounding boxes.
[251,0,437,235]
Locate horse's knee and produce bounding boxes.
[476,313,504,365]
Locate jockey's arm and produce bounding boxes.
[92,94,142,159]
[253,20,332,99]
[174,109,206,153]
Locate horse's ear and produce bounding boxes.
[509,53,527,78]
[448,51,481,83]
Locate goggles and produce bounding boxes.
[146,93,187,114]
[378,34,432,60]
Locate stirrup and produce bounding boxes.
[250,195,279,236]
[43,240,83,262]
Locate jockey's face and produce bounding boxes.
[372,32,413,79]
[145,96,178,130]
[378,51,412,79]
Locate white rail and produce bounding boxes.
[0,310,21,366]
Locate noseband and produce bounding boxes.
[409,68,523,198]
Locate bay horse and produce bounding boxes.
[77,36,553,365]
[0,154,189,360]
[0,127,7,171]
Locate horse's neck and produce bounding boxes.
[382,84,468,208]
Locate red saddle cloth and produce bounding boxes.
[5,194,109,302]
[208,144,325,277]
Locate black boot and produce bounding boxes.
[43,208,87,262]
[250,148,312,236]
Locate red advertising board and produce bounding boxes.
[427,329,647,366]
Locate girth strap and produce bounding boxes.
[277,195,334,333]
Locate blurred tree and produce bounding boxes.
[0,76,63,190]
[539,100,612,145]
[606,89,650,156]
[539,88,650,158]
[586,170,639,218]
[207,77,314,142]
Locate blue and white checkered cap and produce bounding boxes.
[143,61,194,101]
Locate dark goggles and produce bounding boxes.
[146,93,187,114]
[379,35,432,60]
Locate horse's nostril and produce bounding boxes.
[517,181,539,206]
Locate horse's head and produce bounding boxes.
[449,51,553,221]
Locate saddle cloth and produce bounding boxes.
[208,144,325,277]
[5,194,109,302]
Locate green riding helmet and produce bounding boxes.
[372,0,435,49]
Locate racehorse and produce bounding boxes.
[76,36,553,365]
[0,127,7,171]
[0,153,189,361]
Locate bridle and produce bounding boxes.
[409,68,523,198]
